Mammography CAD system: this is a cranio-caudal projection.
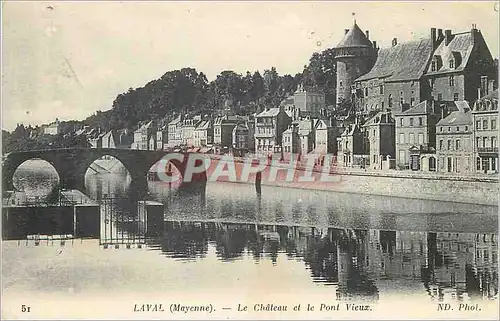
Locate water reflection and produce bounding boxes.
[9,163,499,304]
[142,221,497,302]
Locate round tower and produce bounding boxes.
[334,21,377,107]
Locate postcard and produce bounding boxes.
[1,1,499,320]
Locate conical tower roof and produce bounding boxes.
[336,22,373,48]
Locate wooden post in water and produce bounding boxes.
[255,171,262,195]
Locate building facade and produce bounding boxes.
[394,101,441,170]
[472,89,499,174]
[435,104,474,173]
[167,115,183,148]
[193,120,213,147]
[363,111,395,169]
[156,126,168,150]
[425,26,496,105]
[336,121,366,167]
[292,84,326,118]
[254,107,292,154]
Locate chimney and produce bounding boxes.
[445,29,452,46]
[471,24,477,44]
[488,79,494,94]
[431,27,437,49]
[345,29,349,35]
[437,29,444,42]
[373,41,377,49]
[477,87,482,100]
[392,38,398,47]
[365,30,369,39]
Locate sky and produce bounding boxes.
[2,1,499,131]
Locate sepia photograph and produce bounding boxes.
[1,1,499,319]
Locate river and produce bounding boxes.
[2,159,499,318]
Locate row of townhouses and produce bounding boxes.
[333,21,498,175]
[77,20,497,176]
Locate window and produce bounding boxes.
[449,75,455,86]
[381,101,384,109]
[454,93,459,101]
[456,126,460,132]
[339,81,343,88]
[477,157,481,170]
[388,95,393,108]
[419,117,423,126]
[379,85,384,94]
[410,97,415,106]
[437,93,442,101]
[483,137,488,147]
[456,139,460,150]
[399,133,405,144]
[431,61,436,71]
[449,59,455,69]
[418,133,424,145]
[400,91,404,106]
[448,140,452,150]
[492,119,497,130]
[483,119,488,130]
[439,139,444,150]
[476,137,481,148]
[440,127,443,132]
[465,125,469,131]
[408,133,415,144]
[410,118,414,127]
[399,150,406,163]
[476,120,481,130]
[365,87,368,97]
[492,137,497,148]
[448,126,451,132]
[400,118,403,127]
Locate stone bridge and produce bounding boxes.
[2,148,207,198]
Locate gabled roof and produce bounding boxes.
[314,119,330,129]
[336,23,373,48]
[256,108,281,117]
[356,38,433,82]
[168,115,182,125]
[425,32,474,75]
[195,120,212,130]
[363,111,394,127]
[394,101,432,116]
[436,110,472,126]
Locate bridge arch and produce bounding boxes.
[11,158,60,195]
[3,149,207,198]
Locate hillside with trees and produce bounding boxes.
[84,47,337,132]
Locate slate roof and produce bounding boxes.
[425,32,474,75]
[394,101,432,116]
[356,38,433,82]
[436,110,472,126]
[256,108,281,117]
[363,111,394,127]
[336,23,373,48]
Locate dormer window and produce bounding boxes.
[449,59,455,69]
[431,55,442,72]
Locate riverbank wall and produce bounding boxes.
[201,157,499,206]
